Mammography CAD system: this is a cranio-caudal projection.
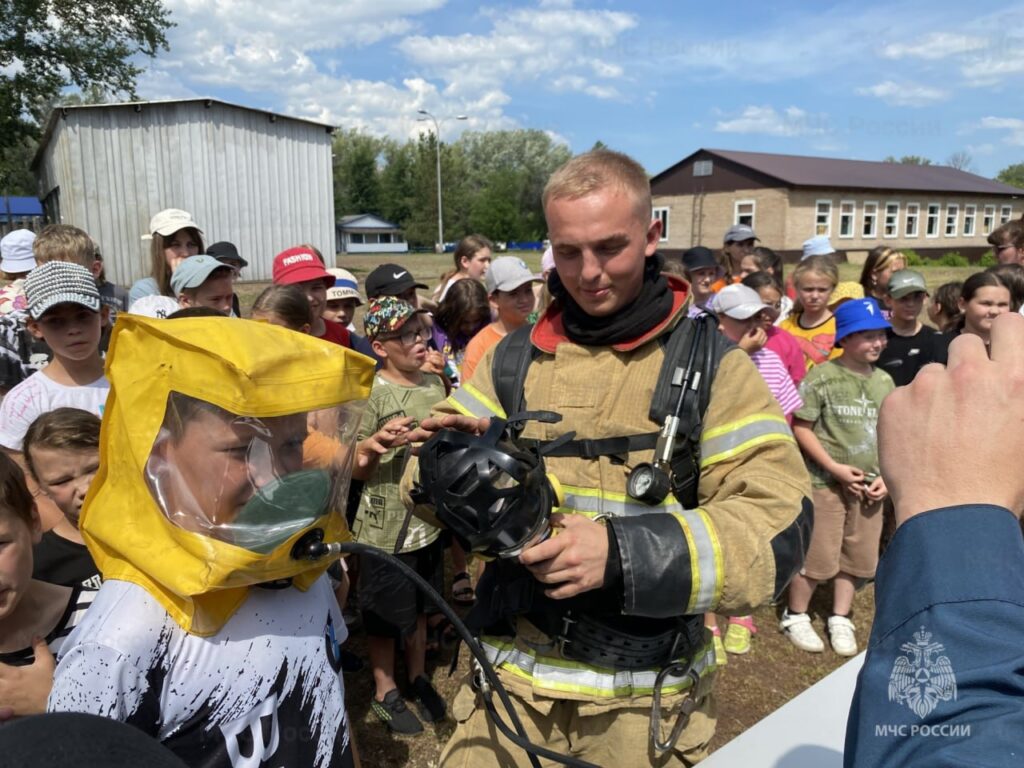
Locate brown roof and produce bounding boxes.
[655,149,1024,196]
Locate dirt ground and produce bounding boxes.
[340,567,876,767]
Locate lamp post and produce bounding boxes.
[417,109,467,253]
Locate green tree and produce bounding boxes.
[997,162,1024,189]
[469,168,527,242]
[378,140,415,227]
[456,129,571,240]
[883,155,933,165]
[0,137,38,195]
[0,0,171,153]
[332,129,383,218]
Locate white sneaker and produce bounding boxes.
[779,611,825,653]
[828,615,858,656]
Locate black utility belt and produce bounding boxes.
[555,612,704,672]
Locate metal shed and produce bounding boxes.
[32,99,336,284]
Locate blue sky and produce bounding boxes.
[138,0,1024,178]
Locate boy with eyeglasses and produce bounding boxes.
[354,297,447,735]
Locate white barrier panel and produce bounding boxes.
[702,653,864,767]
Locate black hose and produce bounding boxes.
[322,541,599,768]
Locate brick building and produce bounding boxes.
[651,148,1024,261]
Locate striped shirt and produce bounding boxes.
[750,347,803,419]
[0,586,96,666]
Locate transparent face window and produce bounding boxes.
[145,393,364,554]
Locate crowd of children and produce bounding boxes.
[0,203,1021,765]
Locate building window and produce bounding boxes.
[814,200,832,236]
[734,200,755,228]
[905,203,920,238]
[964,204,977,236]
[379,232,393,244]
[983,205,996,234]
[693,160,713,177]
[839,200,855,238]
[884,202,900,238]
[1001,205,1013,224]
[926,203,940,237]
[350,232,365,244]
[653,207,670,242]
[862,201,878,238]
[945,204,959,237]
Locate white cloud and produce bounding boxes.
[961,51,1024,85]
[714,105,830,137]
[140,0,638,138]
[162,0,441,52]
[978,116,1024,146]
[882,32,986,60]
[856,80,950,107]
[398,6,636,97]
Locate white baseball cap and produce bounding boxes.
[145,208,203,239]
[326,268,364,303]
[712,284,771,320]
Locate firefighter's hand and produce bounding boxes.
[880,313,1024,524]
[406,414,489,449]
[519,513,608,599]
[0,637,54,720]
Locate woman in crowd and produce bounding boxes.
[129,209,204,304]
[858,246,905,315]
[431,234,493,303]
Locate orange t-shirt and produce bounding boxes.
[461,324,506,384]
[778,312,843,371]
[710,275,742,293]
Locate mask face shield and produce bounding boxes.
[145,393,364,556]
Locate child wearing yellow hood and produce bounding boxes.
[47,314,375,768]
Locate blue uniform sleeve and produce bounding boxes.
[845,505,1024,767]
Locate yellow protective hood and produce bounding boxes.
[81,315,374,636]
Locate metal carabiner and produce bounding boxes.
[649,663,702,757]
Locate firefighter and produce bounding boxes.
[403,149,812,767]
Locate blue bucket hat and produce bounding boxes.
[834,297,891,342]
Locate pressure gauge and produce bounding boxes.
[626,462,672,504]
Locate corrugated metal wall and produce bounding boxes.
[36,102,335,285]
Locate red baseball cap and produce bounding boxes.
[272,246,331,286]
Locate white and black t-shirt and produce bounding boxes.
[48,577,354,768]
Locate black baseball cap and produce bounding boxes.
[365,263,428,298]
[206,241,248,268]
[682,246,718,272]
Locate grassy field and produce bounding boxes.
[235,255,980,765]
[236,251,978,320]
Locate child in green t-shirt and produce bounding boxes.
[355,297,448,735]
[783,298,895,658]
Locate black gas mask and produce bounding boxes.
[411,414,567,559]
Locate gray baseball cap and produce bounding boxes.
[887,269,928,299]
[724,224,759,243]
[485,257,541,294]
